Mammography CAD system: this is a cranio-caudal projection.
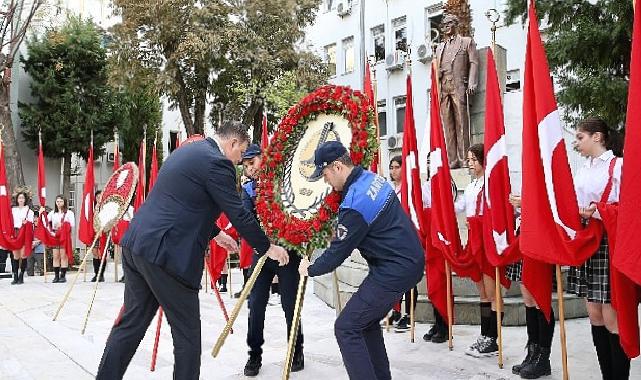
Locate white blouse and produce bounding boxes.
[574,150,622,220]
[48,210,75,230]
[12,206,34,229]
[455,177,484,217]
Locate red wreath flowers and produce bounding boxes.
[256,85,377,253]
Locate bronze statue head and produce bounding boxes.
[440,14,459,37]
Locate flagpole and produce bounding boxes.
[369,55,381,171]
[556,264,569,380]
[81,233,112,334]
[486,8,505,369]
[39,129,48,283]
[432,45,454,351]
[150,308,163,371]
[406,47,417,344]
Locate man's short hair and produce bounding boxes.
[335,152,354,167]
[216,121,251,144]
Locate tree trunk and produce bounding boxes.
[193,64,207,136]
[243,97,263,144]
[62,151,72,205]
[0,82,25,190]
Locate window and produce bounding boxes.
[392,16,407,53]
[68,190,75,210]
[425,8,443,45]
[377,100,387,136]
[371,25,385,62]
[342,37,354,73]
[324,43,337,76]
[169,131,179,153]
[394,96,406,133]
[506,69,521,92]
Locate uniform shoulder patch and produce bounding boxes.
[336,223,348,240]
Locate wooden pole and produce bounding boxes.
[495,267,504,369]
[556,264,569,380]
[282,277,307,380]
[410,287,416,343]
[150,308,163,371]
[83,246,88,282]
[212,255,268,357]
[445,261,453,351]
[81,233,112,334]
[53,231,102,321]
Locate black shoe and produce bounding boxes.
[17,271,25,284]
[243,354,262,377]
[52,268,60,283]
[219,286,227,293]
[513,343,537,374]
[431,330,448,344]
[119,276,125,283]
[91,275,97,282]
[475,336,499,357]
[390,310,401,325]
[98,275,105,282]
[234,291,242,298]
[59,269,67,283]
[520,346,551,379]
[291,351,304,372]
[11,273,19,285]
[395,316,410,332]
[423,325,437,341]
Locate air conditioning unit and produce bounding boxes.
[385,50,406,71]
[416,44,430,63]
[336,0,351,17]
[386,134,403,150]
[107,152,115,163]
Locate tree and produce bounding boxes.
[209,0,326,143]
[505,0,633,130]
[445,0,472,37]
[19,16,116,199]
[109,0,325,139]
[0,0,44,189]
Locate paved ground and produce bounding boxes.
[1,267,639,380]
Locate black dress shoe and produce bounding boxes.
[91,275,97,282]
[423,325,437,341]
[291,351,304,372]
[244,354,261,377]
[431,330,448,344]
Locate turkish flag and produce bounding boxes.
[610,1,641,359]
[133,139,146,211]
[482,48,520,269]
[148,143,159,192]
[363,59,380,174]
[37,138,47,207]
[78,144,95,246]
[520,2,602,318]
[261,112,269,150]
[400,74,426,237]
[428,63,479,281]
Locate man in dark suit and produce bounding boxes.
[96,121,289,380]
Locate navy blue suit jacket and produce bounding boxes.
[121,138,270,289]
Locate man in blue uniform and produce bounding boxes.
[299,141,425,380]
[96,122,290,380]
[240,144,304,376]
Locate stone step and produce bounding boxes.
[313,275,587,326]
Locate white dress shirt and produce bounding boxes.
[48,210,75,230]
[574,150,622,220]
[455,177,484,217]
[12,206,34,228]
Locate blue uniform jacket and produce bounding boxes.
[307,166,425,292]
[121,138,270,289]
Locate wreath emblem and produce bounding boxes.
[256,85,378,253]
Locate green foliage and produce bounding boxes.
[109,0,327,138]
[19,16,115,159]
[505,0,633,130]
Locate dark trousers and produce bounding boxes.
[97,248,201,380]
[335,276,406,380]
[247,251,303,356]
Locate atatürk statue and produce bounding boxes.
[435,13,479,169]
